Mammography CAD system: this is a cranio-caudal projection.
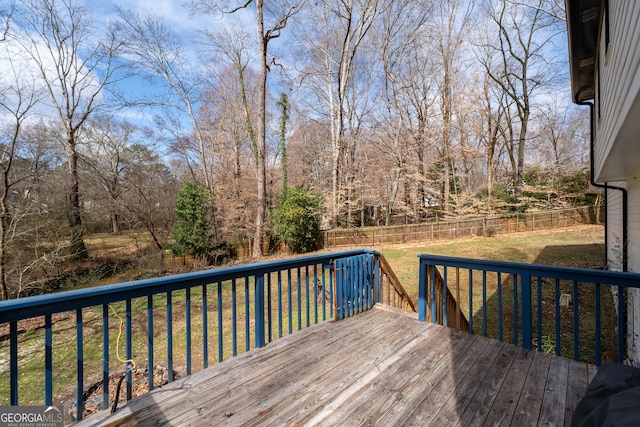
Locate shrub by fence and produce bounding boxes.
[322,205,604,249]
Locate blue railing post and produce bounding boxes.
[232,279,238,355]
[443,267,448,327]
[147,295,155,391]
[202,285,208,368]
[45,314,53,406]
[595,284,601,366]
[217,281,223,362]
[521,270,532,350]
[126,299,132,400]
[167,291,173,382]
[76,309,84,420]
[102,305,110,408]
[468,270,473,334]
[255,274,266,348]
[186,288,192,375]
[418,261,427,322]
[9,321,17,405]
[430,266,436,323]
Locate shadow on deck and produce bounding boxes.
[74,304,594,426]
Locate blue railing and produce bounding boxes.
[0,249,391,420]
[418,254,640,366]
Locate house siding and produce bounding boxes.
[627,172,640,273]
[594,0,640,181]
[626,173,640,361]
[606,185,625,271]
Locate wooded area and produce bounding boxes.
[0,0,589,299]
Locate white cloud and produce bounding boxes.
[0,14,104,125]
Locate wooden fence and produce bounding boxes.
[322,205,604,249]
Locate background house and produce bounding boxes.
[567,0,640,362]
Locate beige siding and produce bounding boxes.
[594,0,640,180]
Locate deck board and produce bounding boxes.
[511,350,552,426]
[412,336,495,426]
[539,355,569,427]
[74,305,594,427]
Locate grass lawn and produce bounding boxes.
[379,224,605,303]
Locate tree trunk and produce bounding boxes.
[487,144,495,212]
[516,108,529,195]
[68,134,88,259]
[0,185,8,300]
[111,212,120,234]
[252,0,267,258]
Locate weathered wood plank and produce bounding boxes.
[404,334,501,426]
[373,332,496,426]
[253,323,450,427]
[185,312,430,426]
[321,329,485,427]
[480,347,535,426]
[455,341,522,427]
[564,360,590,427]
[510,349,552,426]
[538,355,569,427]
[82,308,397,427]
[418,338,503,425]
[161,310,417,426]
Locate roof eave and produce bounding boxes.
[565,0,601,103]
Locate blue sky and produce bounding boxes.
[76,1,251,136]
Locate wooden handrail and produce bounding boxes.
[426,266,470,332]
[378,254,416,312]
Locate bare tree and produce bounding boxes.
[122,144,178,251]
[193,0,304,257]
[480,0,564,196]
[0,43,44,299]
[81,117,134,234]
[10,0,123,258]
[0,1,13,41]
[198,25,260,242]
[375,0,432,223]
[532,96,587,174]
[434,0,475,217]
[116,9,214,193]
[292,0,388,226]
[200,25,257,166]
[197,66,258,243]
[478,67,508,212]
[327,0,384,226]
[404,43,439,222]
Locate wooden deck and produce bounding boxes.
[74,305,596,426]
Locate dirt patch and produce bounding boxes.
[69,365,178,421]
[0,312,73,342]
